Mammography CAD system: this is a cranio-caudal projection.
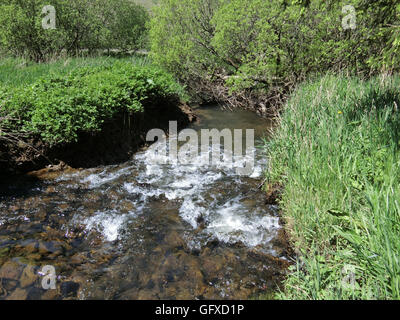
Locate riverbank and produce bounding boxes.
[0,57,194,177]
[266,74,400,299]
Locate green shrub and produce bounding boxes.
[0,61,185,145]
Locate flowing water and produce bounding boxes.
[0,106,289,300]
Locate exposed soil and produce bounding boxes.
[264,183,295,261]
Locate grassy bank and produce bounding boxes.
[0,56,150,87]
[0,56,185,145]
[266,75,400,299]
[0,56,188,175]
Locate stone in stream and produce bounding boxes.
[26,253,42,262]
[0,260,25,281]
[27,287,45,300]
[69,252,89,265]
[41,288,60,300]
[20,239,38,254]
[60,281,80,298]
[6,288,29,300]
[137,289,158,300]
[162,231,186,250]
[2,279,18,292]
[38,240,64,256]
[20,265,39,288]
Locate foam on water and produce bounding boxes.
[81,167,131,189]
[78,210,134,242]
[179,197,208,228]
[58,126,278,251]
[206,198,280,247]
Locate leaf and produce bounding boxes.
[332,226,363,246]
[327,209,350,217]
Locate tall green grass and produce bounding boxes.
[266,74,400,299]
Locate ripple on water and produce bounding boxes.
[0,106,289,300]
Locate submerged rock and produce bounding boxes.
[0,260,24,281]
[20,265,39,288]
[60,281,80,298]
[6,288,28,300]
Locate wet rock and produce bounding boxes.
[201,256,224,275]
[70,252,88,265]
[69,238,83,249]
[27,161,71,181]
[196,214,206,226]
[2,279,18,291]
[41,289,59,300]
[20,265,39,288]
[45,186,56,193]
[0,260,24,281]
[44,226,65,239]
[163,231,186,250]
[60,281,80,298]
[38,241,64,256]
[6,288,28,300]
[195,285,219,300]
[58,203,70,211]
[0,246,11,263]
[241,198,257,208]
[119,287,139,300]
[26,253,42,262]
[21,240,38,254]
[270,228,293,258]
[27,287,44,300]
[120,201,135,212]
[35,210,47,221]
[138,289,158,300]
[205,238,220,250]
[17,224,35,233]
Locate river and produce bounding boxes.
[0,105,289,300]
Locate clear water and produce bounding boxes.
[0,106,289,300]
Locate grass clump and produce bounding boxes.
[0,58,186,145]
[266,74,400,299]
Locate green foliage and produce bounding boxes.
[0,56,141,87]
[101,0,149,51]
[0,0,149,62]
[0,60,185,145]
[150,0,400,97]
[266,75,400,299]
[150,0,225,86]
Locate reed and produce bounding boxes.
[266,74,400,299]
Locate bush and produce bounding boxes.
[0,61,185,145]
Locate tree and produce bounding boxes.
[150,0,400,104]
[0,0,149,61]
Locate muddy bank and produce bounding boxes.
[0,102,196,178]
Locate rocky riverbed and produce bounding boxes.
[0,106,291,300]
